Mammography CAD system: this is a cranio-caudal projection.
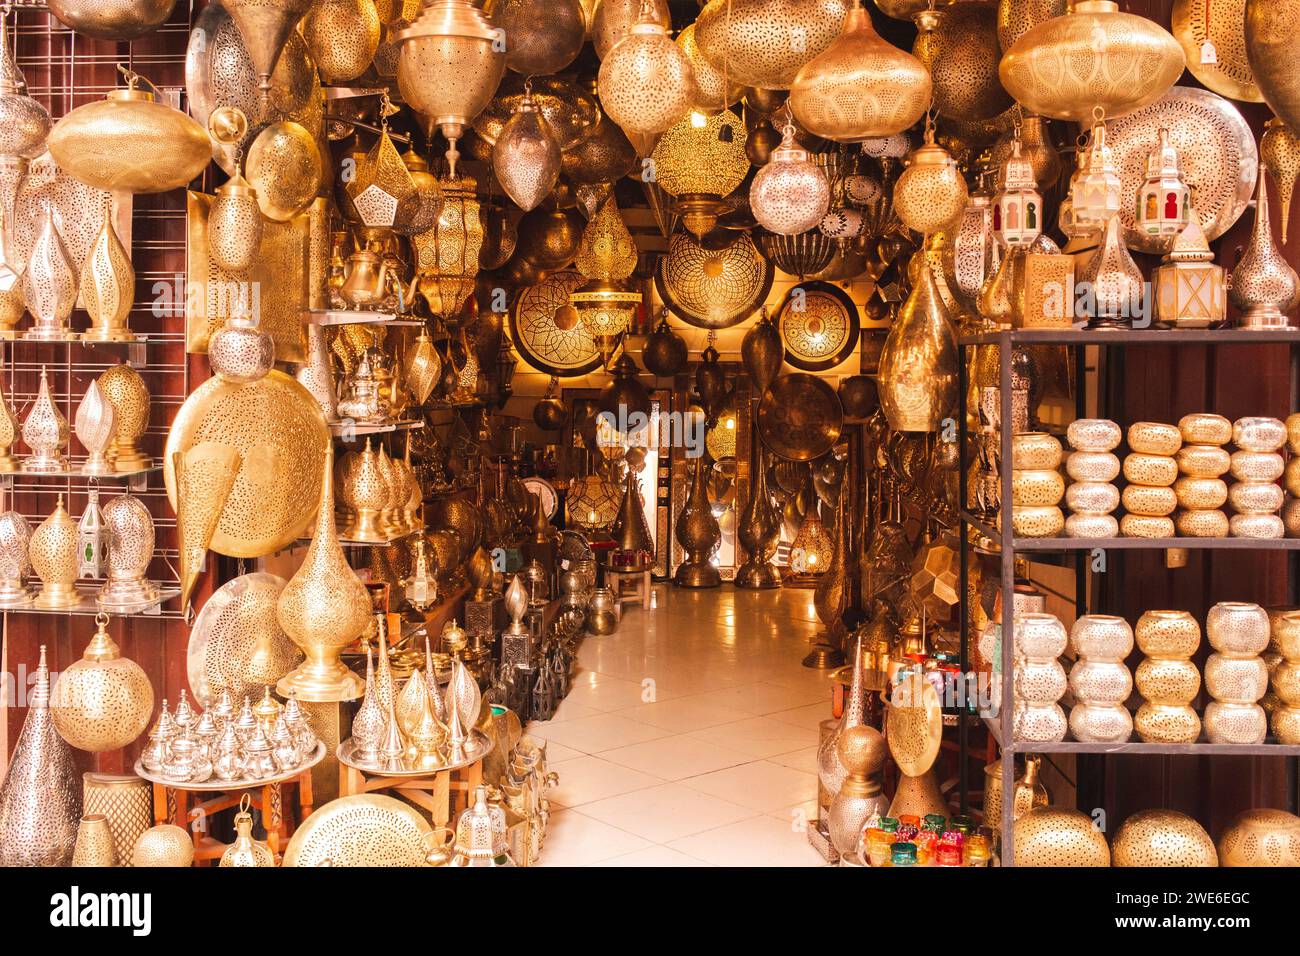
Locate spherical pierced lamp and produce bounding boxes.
[394,0,506,174]
[894,120,968,235]
[694,0,853,91]
[678,23,742,113]
[999,0,1185,123]
[789,0,931,141]
[750,124,832,235]
[597,0,698,139]
[651,109,749,238]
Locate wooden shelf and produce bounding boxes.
[959,327,1300,346]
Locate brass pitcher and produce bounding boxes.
[339,243,392,310]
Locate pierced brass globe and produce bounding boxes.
[597,0,697,138]
[678,23,742,113]
[1000,0,1186,122]
[656,230,775,330]
[651,109,749,239]
[694,0,853,91]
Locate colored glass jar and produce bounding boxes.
[891,842,918,867]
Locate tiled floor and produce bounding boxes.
[528,584,831,867]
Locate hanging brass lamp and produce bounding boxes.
[1261,117,1300,245]
[678,22,742,113]
[750,124,832,235]
[694,0,852,91]
[395,0,506,174]
[651,109,749,239]
[0,15,51,161]
[571,196,640,356]
[1246,0,1300,135]
[893,118,968,236]
[1000,0,1185,123]
[878,253,958,432]
[493,82,562,213]
[223,0,317,90]
[302,0,382,85]
[597,0,698,139]
[913,2,1011,122]
[791,0,930,141]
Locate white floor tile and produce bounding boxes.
[548,755,664,808]
[527,713,671,754]
[616,696,753,733]
[666,815,829,867]
[681,760,818,813]
[593,845,715,867]
[537,810,651,866]
[600,734,753,780]
[577,782,758,843]
[768,702,833,729]
[687,715,821,759]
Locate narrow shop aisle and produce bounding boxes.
[527,585,831,866]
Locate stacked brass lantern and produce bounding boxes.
[651,109,748,239]
[1204,601,1270,744]
[29,494,79,609]
[395,0,505,172]
[1122,422,1181,538]
[1112,810,1217,867]
[999,0,1184,122]
[1170,415,1228,541]
[1012,611,1068,742]
[277,444,372,702]
[789,0,931,141]
[98,493,161,612]
[1267,607,1300,744]
[1064,418,1121,538]
[1228,417,1286,538]
[735,452,781,589]
[1067,615,1134,743]
[674,455,721,589]
[1012,431,1065,538]
[1230,164,1298,330]
[1134,610,1202,743]
[0,647,80,866]
[827,724,888,860]
[96,363,151,471]
[571,197,641,354]
[51,613,154,752]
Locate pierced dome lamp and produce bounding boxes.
[894,116,968,235]
[750,124,832,235]
[597,0,698,140]
[571,196,641,363]
[650,108,749,239]
[395,0,506,175]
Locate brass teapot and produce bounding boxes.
[340,239,416,311]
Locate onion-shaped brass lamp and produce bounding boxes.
[52,613,154,752]
[651,109,749,238]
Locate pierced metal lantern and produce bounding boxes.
[0,16,51,161]
[1071,119,1123,232]
[98,493,160,612]
[395,0,506,174]
[22,367,69,473]
[894,121,968,235]
[1154,212,1225,329]
[994,137,1043,249]
[493,86,562,213]
[651,109,749,239]
[693,0,852,91]
[656,230,775,329]
[1136,127,1192,240]
[750,124,832,235]
[597,0,697,139]
[346,125,419,230]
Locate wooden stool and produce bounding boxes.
[604,566,651,613]
[338,759,484,829]
[151,770,314,865]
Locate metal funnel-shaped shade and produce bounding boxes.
[224,0,318,89]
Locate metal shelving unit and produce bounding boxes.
[956,326,1300,865]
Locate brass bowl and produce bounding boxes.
[1121,484,1177,517]
[1178,412,1232,446]
[1127,421,1182,456]
[1233,416,1287,452]
[1011,431,1062,470]
[1012,807,1111,867]
[1065,513,1119,538]
[1207,601,1270,655]
[1011,468,1065,508]
[1012,505,1064,538]
[1176,444,1231,478]
[1066,418,1122,453]
[1066,451,1120,483]
[1135,610,1201,658]
[1122,453,1178,487]
[1174,477,1227,510]
[1217,808,1300,867]
[1120,514,1175,538]
[1229,450,1284,483]
[1174,508,1229,537]
[1065,481,1119,515]
[1113,810,1217,867]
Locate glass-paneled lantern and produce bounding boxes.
[1136,127,1191,240]
[1070,118,1122,231]
[993,137,1042,249]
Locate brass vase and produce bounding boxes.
[827,724,888,860]
[30,494,79,609]
[735,451,781,589]
[296,323,339,421]
[808,484,849,667]
[341,437,392,542]
[817,637,867,798]
[0,647,81,866]
[51,613,154,752]
[71,814,116,867]
[673,454,721,588]
[1230,163,1298,330]
[96,363,151,471]
[80,202,136,342]
[21,366,70,473]
[878,253,958,432]
[276,444,372,702]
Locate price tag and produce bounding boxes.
[1200,40,1218,64]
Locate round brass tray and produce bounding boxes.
[1108,86,1257,254]
[164,370,329,559]
[776,280,861,372]
[335,729,494,777]
[655,230,774,330]
[1171,0,1262,104]
[133,742,325,792]
[282,794,433,867]
[186,572,302,707]
[757,373,844,462]
[508,269,604,378]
